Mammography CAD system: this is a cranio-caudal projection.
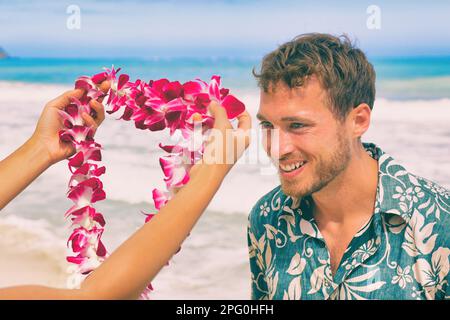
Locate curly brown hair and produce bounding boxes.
[254,33,376,120]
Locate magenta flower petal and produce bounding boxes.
[152,79,170,94]
[88,149,102,161]
[75,76,94,91]
[162,81,183,102]
[68,151,85,168]
[152,188,169,210]
[73,163,90,176]
[91,166,106,176]
[144,213,156,223]
[160,156,190,188]
[67,254,86,265]
[93,213,106,227]
[91,72,108,84]
[118,74,130,91]
[96,239,107,257]
[220,94,246,119]
[220,88,229,99]
[208,76,221,100]
[183,79,207,101]
[67,185,91,204]
[120,106,134,121]
[193,93,211,113]
[158,143,176,153]
[183,80,203,93]
[91,188,106,203]
[147,119,166,131]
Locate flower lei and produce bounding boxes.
[58,67,245,299]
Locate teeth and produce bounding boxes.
[280,161,306,172]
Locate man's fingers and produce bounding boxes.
[47,89,84,110]
[89,99,106,125]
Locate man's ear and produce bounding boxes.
[350,103,372,139]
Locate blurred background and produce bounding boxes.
[0,0,449,299]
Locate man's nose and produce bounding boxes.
[268,129,295,160]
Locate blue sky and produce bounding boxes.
[1,0,450,58]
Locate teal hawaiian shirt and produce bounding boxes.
[247,143,450,300]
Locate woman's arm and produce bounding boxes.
[0,87,107,210]
[0,102,252,299]
[0,164,227,299]
[0,136,52,210]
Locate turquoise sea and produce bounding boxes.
[1,56,450,99]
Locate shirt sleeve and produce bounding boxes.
[445,276,450,300]
[439,204,450,300]
[434,194,450,300]
[247,208,269,300]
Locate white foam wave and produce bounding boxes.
[1,81,449,215]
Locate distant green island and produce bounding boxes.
[0,47,9,59]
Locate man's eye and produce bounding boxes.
[259,121,273,129]
[289,122,305,129]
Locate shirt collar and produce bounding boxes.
[367,142,413,223]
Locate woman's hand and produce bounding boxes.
[30,82,109,166]
[0,82,109,210]
[189,102,252,179]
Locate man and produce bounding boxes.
[247,33,450,300]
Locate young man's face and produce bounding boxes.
[257,76,353,198]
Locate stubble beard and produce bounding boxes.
[280,134,352,199]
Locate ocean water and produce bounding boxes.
[2,56,450,98]
[0,57,449,299]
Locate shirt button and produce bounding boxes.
[324,280,330,288]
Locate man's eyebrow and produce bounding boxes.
[256,114,313,123]
[280,116,311,122]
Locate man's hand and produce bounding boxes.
[30,81,109,166]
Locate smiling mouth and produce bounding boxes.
[279,160,307,173]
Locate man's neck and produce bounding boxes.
[311,145,379,224]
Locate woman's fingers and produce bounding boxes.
[208,102,231,130]
[96,80,111,103]
[47,79,110,111]
[204,101,252,166]
[81,112,98,134]
[46,89,85,110]
[234,110,252,150]
[98,80,111,93]
[192,112,202,122]
[236,110,252,131]
[89,99,106,125]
